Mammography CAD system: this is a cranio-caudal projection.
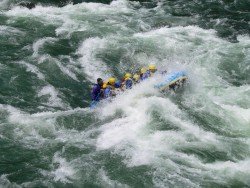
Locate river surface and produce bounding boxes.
[0,0,250,187]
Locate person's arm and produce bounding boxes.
[91,85,98,100]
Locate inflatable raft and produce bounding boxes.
[90,70,187,108]
[154,71,188,91]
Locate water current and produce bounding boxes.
[0,0,250,187]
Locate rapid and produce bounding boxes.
[0,0,250,187]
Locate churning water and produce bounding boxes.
[0,0,249,187]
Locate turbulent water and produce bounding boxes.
[0,0,250,187]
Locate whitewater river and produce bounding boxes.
[0,0,249,187]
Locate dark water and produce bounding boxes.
[0,0,250,187]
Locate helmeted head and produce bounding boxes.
[97,78,103,86]
[108,77,116,85]
[124,73,132,79]
[140,68,146,74]
[133,74,140,82]
[114,81,121,88]
[149,64,157,72]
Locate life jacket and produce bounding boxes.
[125,78,133,89]
[103,84,115,99]
[104,87,112,99]
[141,70,151,80]
[114,81,121,88]
[91,84,101,101]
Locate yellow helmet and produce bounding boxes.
[140,68,146,74]
[133,74,140,81]
[108,77,116,85]
[149,64,156,70]
[102,83,107,89]
[124,73,132,79]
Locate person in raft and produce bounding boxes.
[91,78,104,102]
[122,73,133,90]
[103,77,117,99]
[140,64,157,80]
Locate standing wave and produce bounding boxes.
[0,0,249,187]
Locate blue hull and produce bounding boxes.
[90,100,99,109]
[154,71,187,91]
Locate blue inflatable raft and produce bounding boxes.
[154,71,187,91]
[90,71,187,108]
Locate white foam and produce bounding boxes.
[5,0,131,28]
[96,76,221,170]
[0,25,25,36]
[0,104,98,186]
[0,0,10,10]
[5,5,63,24]
[51,152,76,183]
[134,26,226,67]
[54,60,79,81]
[70,0,130,14]
[33,54,80,81]
[205,159,250,185]
[0,104,55,149]
[32,37,58,57]
[55,19,88,38]
[0,63,7,70]
[0,104,90,145]
[31,107,88,118]
[77,37,111,82]
[93,56,247,185]
[97,168,129,187]
[15,61,45,80]
[237,35,250,45]
[2,2,250,186]
[220,104,250,124]
[38,85,69,109]
[134,25,218,41]
[0,174,21,188]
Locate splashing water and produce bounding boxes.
[0,0,250,187]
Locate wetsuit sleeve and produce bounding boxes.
[91,85,98,100]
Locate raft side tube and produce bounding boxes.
[154,71,187,91]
